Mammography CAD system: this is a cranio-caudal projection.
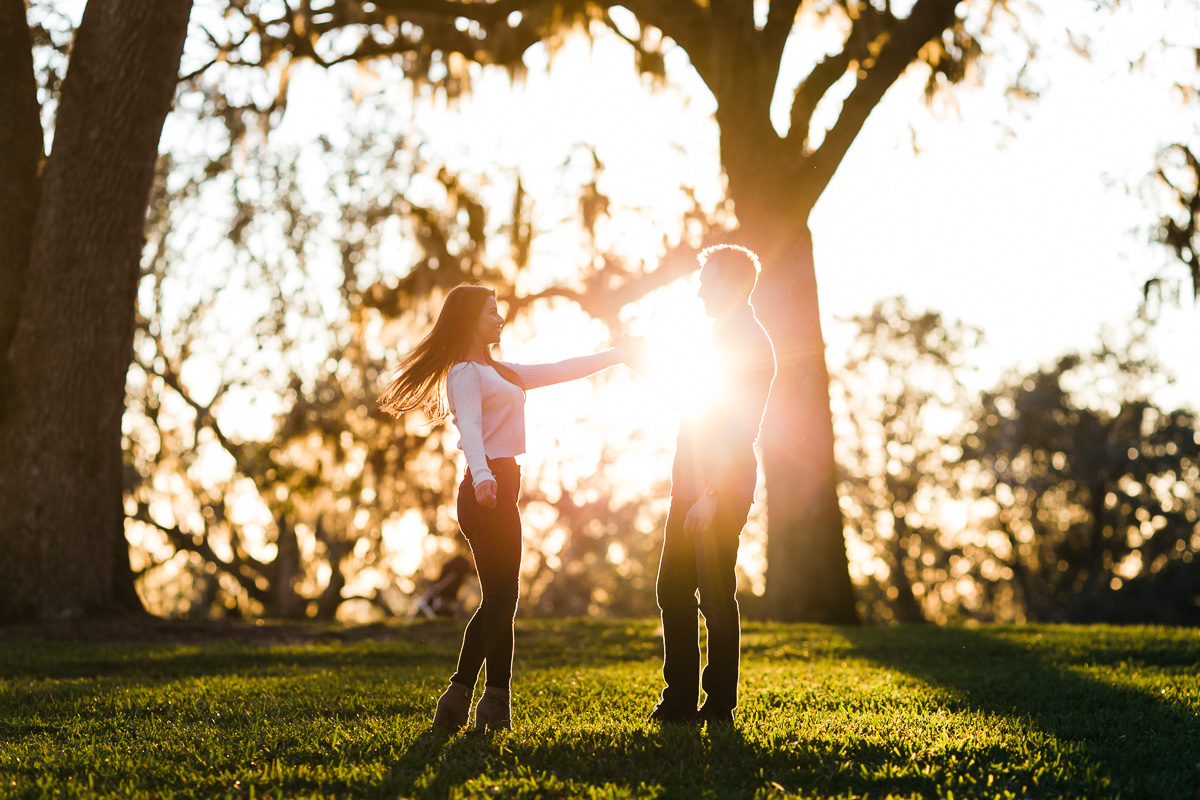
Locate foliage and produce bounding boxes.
[832,298,982,624]
[1150,141,1200,303]
[126,87,515,619]
[1146,36,1200,304]
[833,301,1200,625]
[124,67,710,621]
[961,336,1200,624]
[1,620,1198,799]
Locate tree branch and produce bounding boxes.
[807,0,959,196]
[762,0,802,58]
[143,349,259,485]
[131,502,272,606]
[786,49,854,152]
[1155,144,1200,300]
[579,0,711,81]
[500,243,703,330]
[595,7,668,78]
[786,3,894,151]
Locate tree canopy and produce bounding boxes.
[4,0,1195,625]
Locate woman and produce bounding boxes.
[379,284,634,731]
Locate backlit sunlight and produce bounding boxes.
[622,279,724,419]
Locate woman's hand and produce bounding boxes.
[475,478,498,509]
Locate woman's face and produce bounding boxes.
[474,295,504,346]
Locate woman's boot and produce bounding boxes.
[431,681,473,731]
[474,686,512,731]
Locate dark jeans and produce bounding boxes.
[655,491,753,714]
[450,457,522,691]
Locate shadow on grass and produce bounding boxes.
[841,625,1200,799]
[389,722,751,799]
[0,643,453,682]
[0,619,470,680]
[0,618,663,682]
[386,720,1012,800]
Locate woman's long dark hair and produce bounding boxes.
[378,285,523,422]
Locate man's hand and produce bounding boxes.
[684,493,718,536]
[614,334,649,374]
[475,479,498,508]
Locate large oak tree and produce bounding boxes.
[0,0,193,620]
[217,0,1047,621]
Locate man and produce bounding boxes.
[649,244,776,727]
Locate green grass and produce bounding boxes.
[1,620,1198,799]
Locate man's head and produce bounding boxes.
[696,244,761,319]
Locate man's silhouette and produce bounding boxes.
[648,244,776,727]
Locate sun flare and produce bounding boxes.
[625,282,725,419]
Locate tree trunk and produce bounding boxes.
[887,523,926,624]
[0,0,42,403]
[707,42,859,623]
[741,222,859,624]
[272,517,305,619]
[0,0,193,622]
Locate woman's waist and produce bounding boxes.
[466,456,521,478]
[455,422,526,454]
[484,456,518,468]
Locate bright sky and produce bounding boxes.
[269,4,1200,413]
[810,4,1200,407]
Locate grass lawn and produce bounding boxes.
[1,619,1198,799]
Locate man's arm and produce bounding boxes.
[684,329,776,535]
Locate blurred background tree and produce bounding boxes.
[119,66,697,620]
[832,298,981,624]
[832,300,1199,625]
[125,119,479,619]
[959,331,1200,624]
[1142,35,1199,305]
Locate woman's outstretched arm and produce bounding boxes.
[507,347,627,390]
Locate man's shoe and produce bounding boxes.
[648,703,697,725]
[695,706,734,728]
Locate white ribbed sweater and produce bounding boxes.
[446,350,622,486]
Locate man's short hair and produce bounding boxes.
[698,244,761,290]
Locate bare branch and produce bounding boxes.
[145,353,254,477]
[786,2,893,154]
[808,0,959,196]
[786,49,854,152]
[1154,144,1200,300]
[762,0,802,56]
[500,243,702,330]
